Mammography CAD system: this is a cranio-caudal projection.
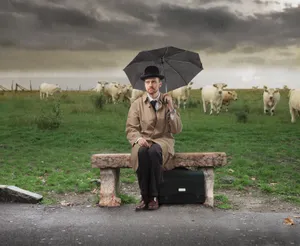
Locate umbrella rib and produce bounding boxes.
[166,50,202,68]
[167,50,196,59]
[125,51,158,67]
[164,60,188,84]
[166,50,186,59]
[124,50,162,67]
[162,47,169,61]
[165,57,202,68]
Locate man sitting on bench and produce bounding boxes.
[125,65,183,211]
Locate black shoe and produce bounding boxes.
[148,198,159,210]
[135,200,148,211]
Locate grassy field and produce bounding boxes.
[1,88,300,207]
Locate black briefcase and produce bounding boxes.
[158,167,206,205]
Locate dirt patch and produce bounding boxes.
[48,190,98,207]
[217,188,300,213]
[48,182,300,213]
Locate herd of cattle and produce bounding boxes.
[39,81,300,123]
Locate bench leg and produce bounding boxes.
[99,168,121,207]
[202,167,214,207]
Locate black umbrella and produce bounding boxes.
[123,46,203,92]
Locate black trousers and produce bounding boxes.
[136,143,163,199]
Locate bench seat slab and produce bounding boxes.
[92,152,227,169]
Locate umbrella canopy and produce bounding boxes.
[123,46,203,92]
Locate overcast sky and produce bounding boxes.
[0,0,300,89]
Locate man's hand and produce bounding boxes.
[163,94,174,112]
[138,138,150,148]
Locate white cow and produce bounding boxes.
[119,84,133,103]
[221,90,238,112]
[103,82,123,104]
[39,83,61,99]
[289,89,300,123]
[263,86,280,116]
[130,89,145,103]
[169,82,193,109]
[92,81,106,92]
[201,83,227,115]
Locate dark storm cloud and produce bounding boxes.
[194,0,242,3]
[230,56,266,64]
[1,0,158,50]
[4,0,99,28]
[154,4,300,52]
[100,0,157,22]
[253,0,280,5]
[1,0,300,52]
[238,46,266,53]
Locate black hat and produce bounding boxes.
[140,65,165,81]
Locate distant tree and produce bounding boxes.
[283,85,289,90]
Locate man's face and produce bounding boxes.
[144,77,162,95]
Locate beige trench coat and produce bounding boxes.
[125,92,182,171]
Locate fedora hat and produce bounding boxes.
[140,65,165,81]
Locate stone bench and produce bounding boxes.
[91,152,227,208]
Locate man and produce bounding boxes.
[125,65,182,211]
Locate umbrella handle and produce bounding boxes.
[161,55,168,93]
[160,62,167,93]
[165,79,167,93]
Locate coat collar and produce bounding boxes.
[142,92,164,111]
[142,92,164,104]
[147,92,160,102]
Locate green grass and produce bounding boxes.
[0,89,300,206]
[215,194,232,209]
[120,169,137,184]
[118,193,138,204]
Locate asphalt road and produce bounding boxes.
[0,203,299,246]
